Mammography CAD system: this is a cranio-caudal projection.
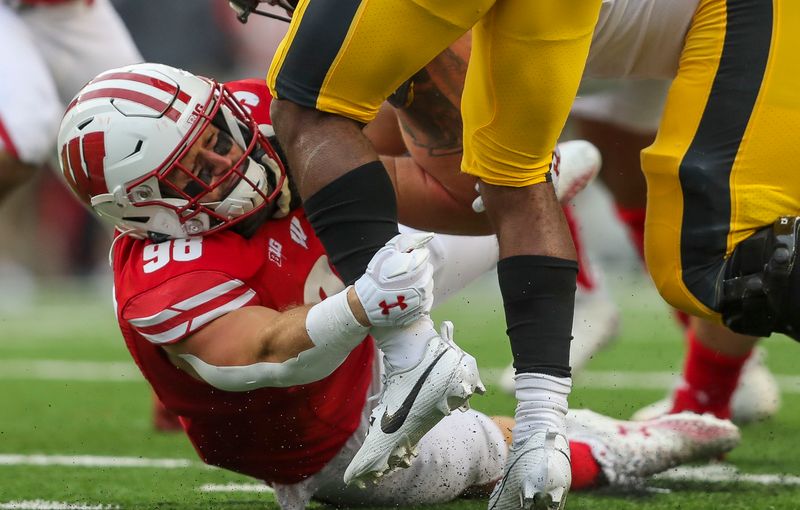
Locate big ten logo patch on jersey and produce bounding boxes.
[268,238,283,266]
[232,90,260,115]
[290,216,308,249]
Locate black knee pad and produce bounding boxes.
[721,216,800,340]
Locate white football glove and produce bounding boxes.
[354,232,435,328]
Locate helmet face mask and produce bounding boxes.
[58,63,287,241]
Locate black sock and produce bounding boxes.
[498,255,578,378]
[304,161,400,285]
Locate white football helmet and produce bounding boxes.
[57,63,287,240]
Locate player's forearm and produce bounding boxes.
[258,288,368,363]
[173,289,370,390]
[169,234,435,390]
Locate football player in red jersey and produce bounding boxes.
[56,61,739,508]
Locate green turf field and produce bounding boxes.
[1,273,798,509]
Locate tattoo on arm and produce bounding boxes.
[398,48,467,157]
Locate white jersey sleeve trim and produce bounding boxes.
[172,279,246,311]
[188,289,257,332]
[128,308,182,329]
[141,322,191,345]
[126,278,256,345]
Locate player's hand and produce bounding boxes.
[353,232,435,328]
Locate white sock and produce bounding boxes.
[512,373,572,446]
[371,316,436,371]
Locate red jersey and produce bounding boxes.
[113,207,374,483]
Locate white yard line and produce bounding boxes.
[480,368,800,394]
[197,467,800,493]
[0,501,119,510]
[198,483,274,493]
[3,360,800,393]
[0,454,194,469]
[0,360,140,382]
[655,464,800,486]
[2,456,799,502]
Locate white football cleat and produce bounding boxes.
[567,409,740,486]
[488,430,571,510]
[730,347,781,424]
[631,347,781,425]
[344,321,485,486]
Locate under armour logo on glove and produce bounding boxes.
[379,296,408,315]
[354,232,435,328]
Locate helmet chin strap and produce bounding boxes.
[212,156,268,219]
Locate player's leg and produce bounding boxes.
[0,151,35,203]
[268,0,494,283]
[633,317,780,424]
[292,405,738,506]
[565,408,739,488]
[461,0,602,507]
[22,0,142,103]
[498,203,620,394]
[572,81,781,424]
[0,4,61,203]
[315,409,508,506]
[268,1,494,483]
[267,0,492,359]
[666,317,757,419]
[642,0,800,327]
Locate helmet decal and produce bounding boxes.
[61,131,108,203]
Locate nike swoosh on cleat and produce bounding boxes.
[380,349,449,434]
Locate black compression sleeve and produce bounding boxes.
[498,255,578,378]
[304,161,400,285]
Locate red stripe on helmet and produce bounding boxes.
[92,72,193,105]
[78,88,182,122]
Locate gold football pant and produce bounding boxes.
[268,0,601,186]
[643,0,800,321]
